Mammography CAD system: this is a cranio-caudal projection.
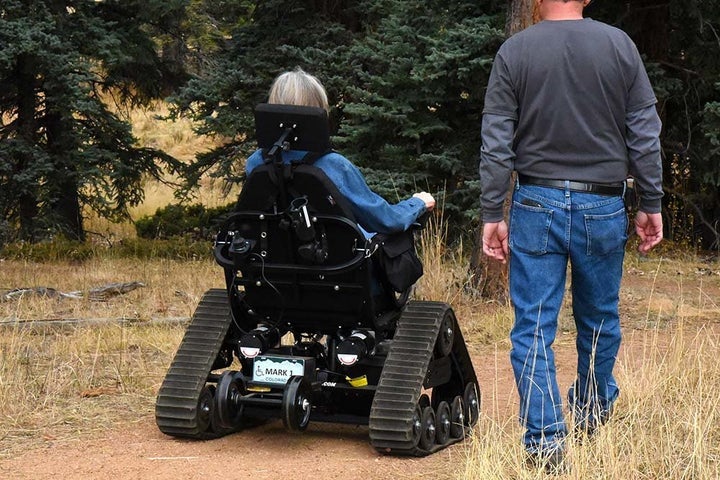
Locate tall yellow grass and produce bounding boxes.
[0,258,221,322]
[458,323,720,479]
[0,323,183,452]
[0,256,222,456]
[417,210,513,345]
[127,103,240,214]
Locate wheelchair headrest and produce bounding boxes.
[254,103,330,152]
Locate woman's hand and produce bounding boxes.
[413,192,436,211]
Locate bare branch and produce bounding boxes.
[664,186,720,250]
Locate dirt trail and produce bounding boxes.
[0,421,458,480]
[2,309,716,479]
[0,343,571,480]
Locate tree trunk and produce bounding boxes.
[622,0,669,61]
[15,54,40,242]
[470,0,539,301]
[505,0,540,36]
[42,0,84,241]
[45,108,84,241]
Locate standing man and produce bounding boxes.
[479,0,663,472]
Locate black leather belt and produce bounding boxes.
[518,174,624,196]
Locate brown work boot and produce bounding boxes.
[525,447,570,475]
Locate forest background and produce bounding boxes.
[1,0,719,255]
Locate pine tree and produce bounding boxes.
[0,0,186,242]
[336,0,504,228]
[170,0,361,191]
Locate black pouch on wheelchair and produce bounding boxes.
[373,230,423,293]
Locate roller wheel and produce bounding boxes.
[206,385,234,436]
[282,376,312,431]
[450,395,465,439]
[419,393,431,409]
[410,405,423,447]
[435,401,451,445]
[216,371,245,429]
[419,406,436,451]
[196,385,214,433]
[434,311,455,357]
[463,382,480,428]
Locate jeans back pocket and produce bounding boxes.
[585,208,628,256]
[510,201,553,255]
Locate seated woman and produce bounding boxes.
[245,68,435,237]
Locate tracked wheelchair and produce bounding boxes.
[155,104,480,456]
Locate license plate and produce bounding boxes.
[252,355,306,386]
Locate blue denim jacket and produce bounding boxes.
[245,149,426,236]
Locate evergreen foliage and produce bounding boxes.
[0,0,186,242]
[337,3,504,229]
[173,0,719,247]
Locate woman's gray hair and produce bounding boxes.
[268,68,330,113]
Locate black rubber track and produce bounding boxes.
[368,301,479,456]
[155,288,233,439]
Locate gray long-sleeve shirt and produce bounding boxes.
[479,18,663,223]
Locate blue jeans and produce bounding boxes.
[508,182,626,452]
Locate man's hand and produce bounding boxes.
[634,211,663,254]
[482,221,509,263]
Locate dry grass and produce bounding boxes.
[459,322,720,479]
[0,256,224,456]
[1,204,720,477]
[1,245,718,476]
[0,323,183,451]
[127,103,240,215]
[416,211,513,345]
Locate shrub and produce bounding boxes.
[0,237,96,262]
[134,203,235,240]
[0,236,212,262]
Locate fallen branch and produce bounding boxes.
[1,281,146,302]
[0,316,190,330]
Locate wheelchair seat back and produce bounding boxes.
[215,105,385,334]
